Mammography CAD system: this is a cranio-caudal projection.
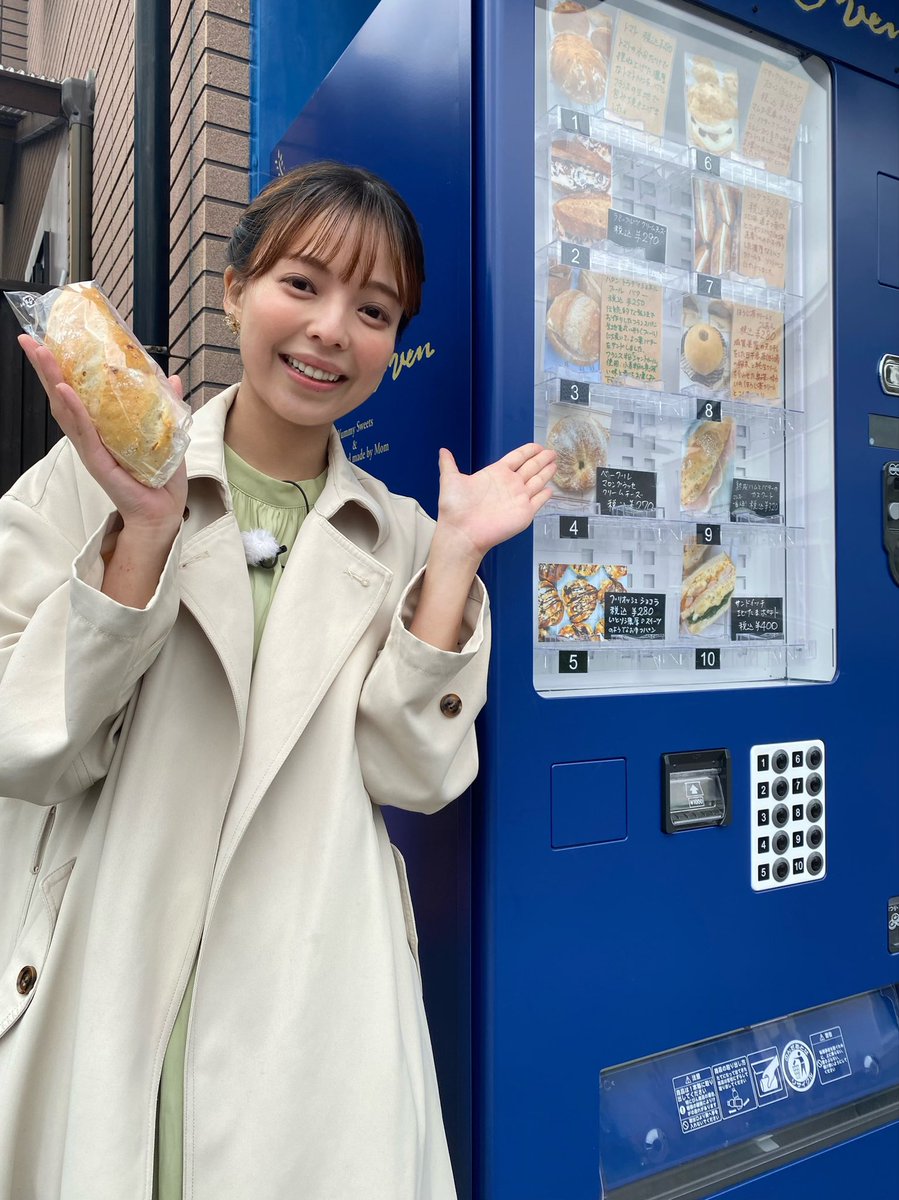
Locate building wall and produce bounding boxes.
[6,0,250,404]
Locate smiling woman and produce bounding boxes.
[1,159,556,1200]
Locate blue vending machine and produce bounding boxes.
[254,1,899,1196]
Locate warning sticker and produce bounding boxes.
[811,1026,852,1085]
[672,1068,723,1134]
[712,1055,758,1119]
[748,1047,787,1106]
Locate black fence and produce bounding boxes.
[0,279,60,495]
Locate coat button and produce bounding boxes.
[439,693,462,717]
[16,965,37,995]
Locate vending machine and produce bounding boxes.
[254,0,899,1196]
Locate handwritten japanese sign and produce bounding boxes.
[608,209,667,264]
[730,477,781,520]
[601,276,663,388]
[605,14,676,137]
[605,591,666,639]
[739,188,791,289]
[731,597,784,639]
[730,303,783,402]
[596,467,657,515]
[741,63,810,177]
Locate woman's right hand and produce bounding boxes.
[18,333,188,548]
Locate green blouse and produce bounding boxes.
[153,446,327,1200]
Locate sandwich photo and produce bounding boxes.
[680,415,736,514]
[685,54,739,157]
[550,135,613,196]
[680,550,736,636]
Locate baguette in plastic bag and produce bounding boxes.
[6,281,191,487]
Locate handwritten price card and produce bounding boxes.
[741,63,809,177]
[730,303,783,403]
[605,15,676,137]
[739,188,791,289]
[601,276,663,388]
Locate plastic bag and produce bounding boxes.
[6,281,191,487]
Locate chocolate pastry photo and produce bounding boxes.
[550,136,613,196]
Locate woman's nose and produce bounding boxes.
[306,298,350,348]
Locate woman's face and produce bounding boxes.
[224,221,402,439]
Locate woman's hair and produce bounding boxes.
[226,161,425,337]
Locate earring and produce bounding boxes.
[224,311,240,335]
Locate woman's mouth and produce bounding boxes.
[280,354,344,386]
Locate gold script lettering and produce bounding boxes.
[389,342,436,382]
[793,0,898,37]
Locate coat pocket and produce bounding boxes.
[390,844,421,981]
[0,858,75,1038]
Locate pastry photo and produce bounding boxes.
[545,287,601,369]
[680,416,736,515]
[534,562,629,642]
[545,404,612,495]
[550,135,612,197]
[680,550,736,637]
[680,295,732,393]
[550,31,608,108]
[693,176,741,277]
[552,192,612,248]
[685,54,739,157]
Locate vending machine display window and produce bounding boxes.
[533,0,834,695]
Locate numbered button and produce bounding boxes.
[757,781,770,799]
[792,776,804,794]
[757,809,770,826]
[792,830,804,848]
[792,803,804,822]
[758,864,770,882]
[757,836,770,854]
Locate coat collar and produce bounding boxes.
[186,385,390,550]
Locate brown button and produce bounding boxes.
[182,506,190,521]
[439,693,462,717]
[16,965,37,995]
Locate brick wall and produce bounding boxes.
[8,0,250,404]
[170,0,250,404]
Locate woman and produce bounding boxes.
[0,161,555,1199]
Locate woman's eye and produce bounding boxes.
[286,276,314,293]
[361,304,389,323]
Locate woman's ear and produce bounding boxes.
[223,265,243,323]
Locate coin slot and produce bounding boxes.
[774,858,790,881]
[807,853,824,876]
[806,773,823,796]
[806,799,823,822]
[806,746,823,770]
[807,826,823,849]
[772,777,789,801]
[772,750,789,774]
[773,831,789,855]
[772,804,789,828]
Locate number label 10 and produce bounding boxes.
[696,648,720,670]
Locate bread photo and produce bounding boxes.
[551,0,590,37]
[553,192,612,246]
[550,136,612,196]
[550,32,608,106]
[681,321,727,386]
[547,410,609,492]
[681,551,736,635]
[44,283,189,486]
[680,416,736,512]
[546,288,600,366]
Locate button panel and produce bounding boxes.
[751,740,826,892]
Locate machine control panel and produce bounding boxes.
[751,740,825,891]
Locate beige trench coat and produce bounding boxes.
[0,386,490,1200]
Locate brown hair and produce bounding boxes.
[226,161,425,337]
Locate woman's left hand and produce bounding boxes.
[433,443,557,565]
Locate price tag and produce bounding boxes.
[695,523,721,546]
[696,398,721,422]
[696,272,722,298]
[559,515,589,539]
[596,467,657,516]
[559,650,588,673]
[608,209,667,265]
[559,378,589,406]
[694,148,721,176]
[560,241,587,268]
[695,648,721,670]
[731,478,781,521]
[731,597,784,640]
[560,107,591,136]
[604,592,666,640]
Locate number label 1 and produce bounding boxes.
[560,378,588,405]
[559,515,589,539]
[694,149,720,176]
[696,523,721,546]
[559,650,588,674]
[561,241,584,267]
[696,648,720,670]
[697,273,722,298]
[696,398,721,421]
[560,107,590,136]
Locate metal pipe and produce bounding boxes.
[134,0,170,371]
[61,73,94,285]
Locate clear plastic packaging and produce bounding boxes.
[6,281,191,487]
